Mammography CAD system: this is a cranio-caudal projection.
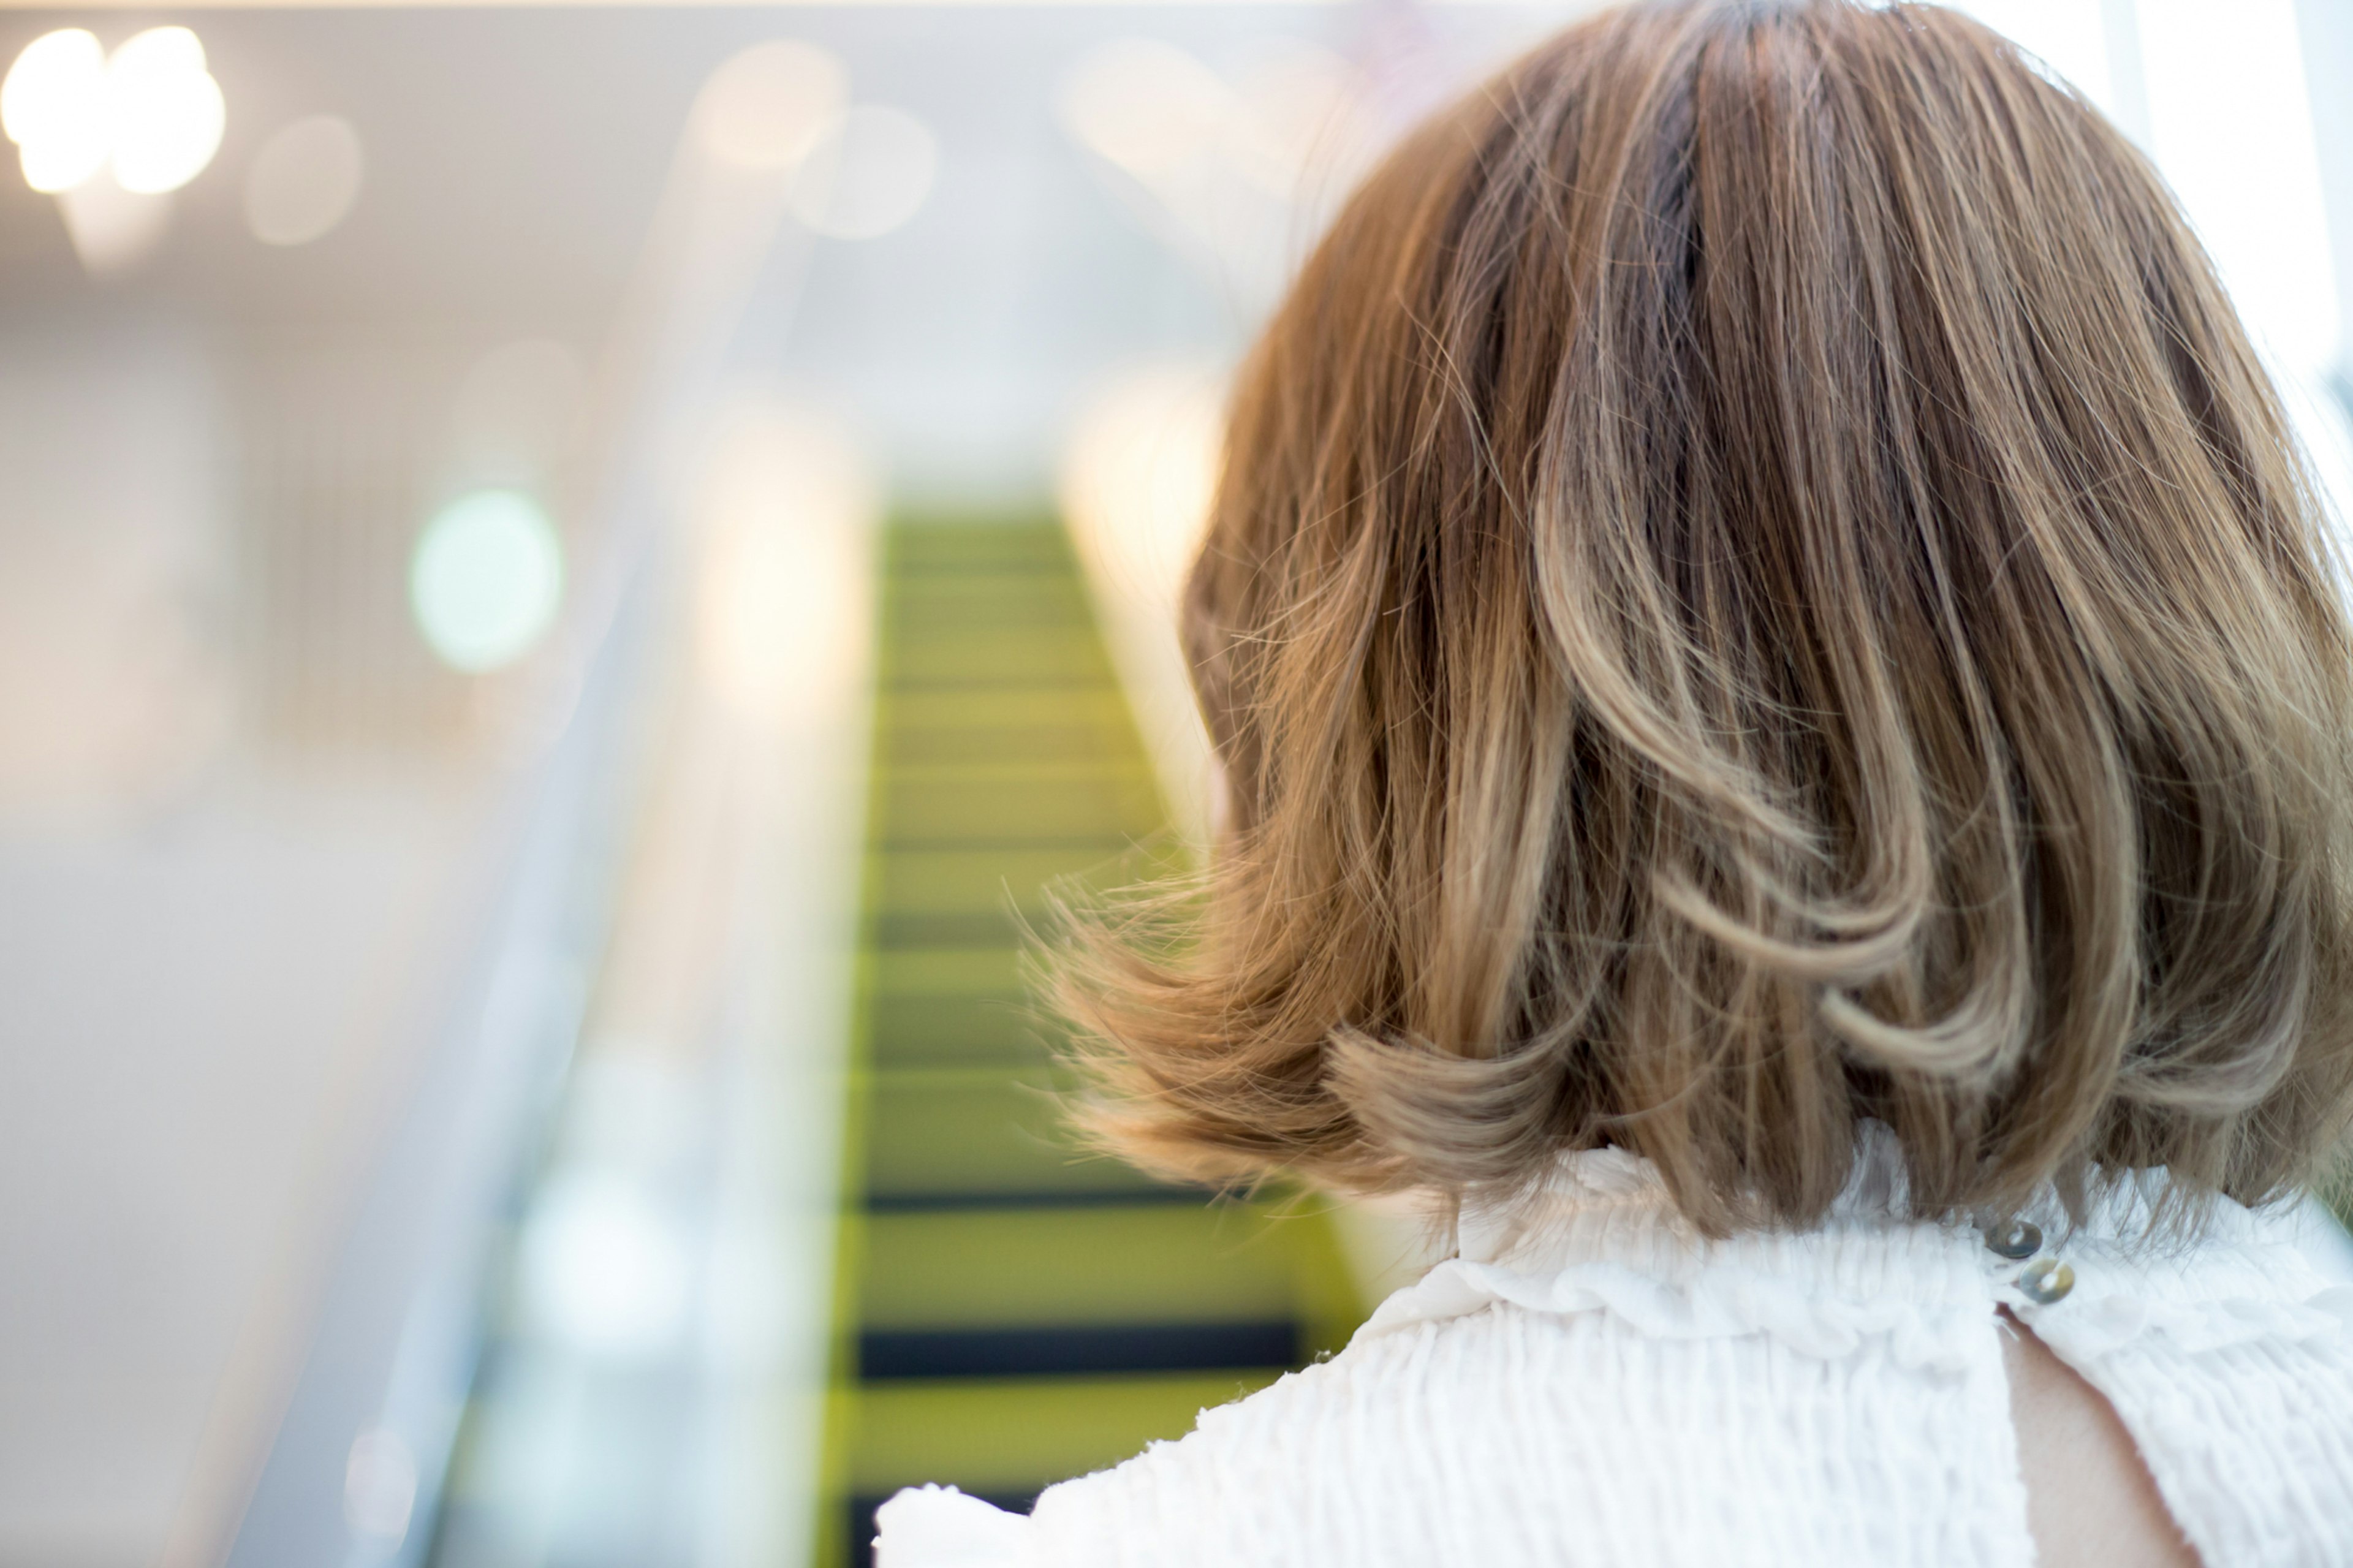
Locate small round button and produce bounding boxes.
[1985,1220,2042,1260]
[2018,1258,2075,1305]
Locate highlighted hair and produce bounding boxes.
[1053,0,2353,1233]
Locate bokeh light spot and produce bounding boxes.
[517,1170,692,1358]
[104,28,224,196]
[409,490,564,673]
[3,29,107,192]
[244,115,363,246]
[693,38,846,172]
[789,104,936,240]
[1,25,224,196]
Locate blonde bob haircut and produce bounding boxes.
[1055,0,2353,1234]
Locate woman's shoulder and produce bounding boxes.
[871,1312,1547,1568]
[871,1169,2353,1567]
[870,1210,1996,1568]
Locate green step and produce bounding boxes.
[847,1373,1284,1496]
[874,847,1129,917]
[882,628,1113,689]
[817,518,1365,1567]
[878,687,1141,767]
[885,525,1077,572]
[863,1068,1160,1202]
[867,990,1047,1067]
[860,1205,1309,1328]
[879,765,1163,847]
[888,570,1097,626]
[871,947,1025,997]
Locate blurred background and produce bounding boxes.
[5,2,2353,1566]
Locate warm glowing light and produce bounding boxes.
[1058,363,1226,839]
[3,30,107,193]
[789,104,936,240]
[1059,365,1223,595]
[1,26,225,197]
[694,39,846,172]
[244,115,363,246]
[56,170,168,274]
[690,401,876,721]
[107,28,225,195]
[518,1171,693,1357]
[409,490,564,673]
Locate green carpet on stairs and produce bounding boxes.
[817,518,1366,1567]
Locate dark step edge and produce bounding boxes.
[874,835,1153,854]
[857,1320,1304,1382]
[861,1186,1220,1213]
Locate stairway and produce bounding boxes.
[821,518,1365,1566]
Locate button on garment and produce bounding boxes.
[1985,1219,2042,1260]
[877,1135,2353,1568]
[2018,1257,2075,1304]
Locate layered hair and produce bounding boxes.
[1053,0,2353,1233]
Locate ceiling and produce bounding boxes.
[0,5,1575,499]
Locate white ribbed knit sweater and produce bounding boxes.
[876,1138,2353,1567]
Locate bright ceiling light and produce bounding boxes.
[106,28,224,195]
[1,25,224,197]
[244,114,363,246]
[3,29,108,193]
[1,29,99,144]
[409,490,565,673]
[789,103,936,241]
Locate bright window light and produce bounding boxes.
[1,25,224,197]
[1945,1,2113,112]
[2137,0,2340,377]
[409,490,564,673]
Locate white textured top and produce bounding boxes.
[875,1139,2353,1567]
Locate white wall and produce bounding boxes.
[0,330,491,1568]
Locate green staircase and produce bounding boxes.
[820,518,1365,1566]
